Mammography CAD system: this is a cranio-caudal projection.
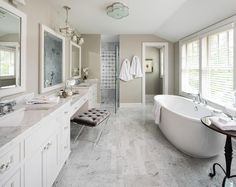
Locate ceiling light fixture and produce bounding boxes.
[60,6,74,38]
[59,6,84,45]
[107,2,129,19]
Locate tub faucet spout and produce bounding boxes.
[192,93,201,104]
[194,93,207,105]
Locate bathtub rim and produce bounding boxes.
[154,95,211,123]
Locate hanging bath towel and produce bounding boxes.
[130,56,143,78]
[119,59,133,81]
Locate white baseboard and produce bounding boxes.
[120,103,143,107]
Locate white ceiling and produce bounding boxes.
[49,0,236,42]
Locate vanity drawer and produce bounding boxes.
[0,144,20,180]
[61,126,70,164]
[53,102,71,117]
[71,95,88,115]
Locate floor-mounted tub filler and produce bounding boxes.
[154,95,225,158]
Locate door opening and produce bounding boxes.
[142,42,168,104]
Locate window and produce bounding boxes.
[160,48,164,78]
[0,47,15,77]
[181,40,200,94]
[202,29,234,104]
[180,25,234,105]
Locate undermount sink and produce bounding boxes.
[78,83,90,87]
[0,107,48,127]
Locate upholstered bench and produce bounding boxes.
[71,108,110,145]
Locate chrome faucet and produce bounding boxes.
[0,100,16,116]
[191,93,207,105]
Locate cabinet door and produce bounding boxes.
[3,169,21,187]
[45,132,59,187]
[25,147,45,187]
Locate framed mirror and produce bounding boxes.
[40,24,65,93]
[0,1,26,97]
[70,42,81,78]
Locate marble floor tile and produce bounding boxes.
[54,104,236,187]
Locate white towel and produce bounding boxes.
[119,59,133,81]
[224,106,236,117]
[209,116,236,131]
[153,100,162,124]
[130,56,143,78]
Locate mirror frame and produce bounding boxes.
[70,41,81,79]
[0,1,26,98]
[40,24,65,93]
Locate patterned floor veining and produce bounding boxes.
[54,104,236,187]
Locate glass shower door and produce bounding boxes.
[115,44,120,113]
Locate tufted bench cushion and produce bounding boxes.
[72,108,110,127]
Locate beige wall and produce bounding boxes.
[119,34,174,103]
[145,47,162,95]
[1,1,178,102]
[174,42,179,95]
[81,34,101,102]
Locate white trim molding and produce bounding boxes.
[40,24,66,94]
[178,15,236,107]
[142,42,169,105]
[0,1,27,98]
[69,41,81,79]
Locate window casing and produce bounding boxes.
[180,24,235,106]
[181,40,200,94]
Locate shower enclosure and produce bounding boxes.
[101,36,119,112]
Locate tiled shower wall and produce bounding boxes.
[101,43,117,89]
[101,42,118,105]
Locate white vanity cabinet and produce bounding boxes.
[0,143,22,187]
[24,102,71,187]
[55,105,71,168]
[24,129,59,187]
[24,121,60,187]
[43,131,60,187]
[2,169,21,187]
[0,92,90,187]
[89,84,97,108]
[77,84,97,108]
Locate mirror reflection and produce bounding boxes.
[0,7,21,89]
[71,43,81,78]
[44,31,63,88]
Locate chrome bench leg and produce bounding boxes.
[73,125,85,143]
[94,117,109,146]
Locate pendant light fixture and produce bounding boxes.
[60,6,74,38]
[59,6,84,45]
[107,2,129,19]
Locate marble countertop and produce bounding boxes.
[0,90,88,151]
[73,82,96,89]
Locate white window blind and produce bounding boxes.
[201,29,234,104]
[0,47,15,77]
[181,40,200,94]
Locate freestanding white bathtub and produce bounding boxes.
[154,95,225,158]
